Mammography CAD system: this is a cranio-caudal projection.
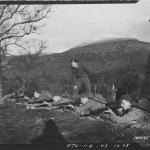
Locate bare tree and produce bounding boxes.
[7,39,47,99]
[2,39,47,102]
[0,5,51,103]
[15,39,47,83]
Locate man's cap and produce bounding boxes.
[120,94,133,103]
[71,59,78,63]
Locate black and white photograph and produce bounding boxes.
[0,0,150,149]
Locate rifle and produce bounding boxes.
[28,98,53,104]
[89,102,120,116]
[52,101,80,107]
[27,97,80,110]
[89,96,106,104]
[131,104,150,113]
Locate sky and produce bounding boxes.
[16,0,150,54]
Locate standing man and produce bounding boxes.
[71,59,92,103]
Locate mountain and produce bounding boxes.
[44,38,150,97]
[45,38,150,77]
[4,38,150,99]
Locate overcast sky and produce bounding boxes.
[27,0,150,54]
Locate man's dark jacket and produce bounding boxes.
[71,66,91,99]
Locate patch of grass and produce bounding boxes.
[0,104,51,144]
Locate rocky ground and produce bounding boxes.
[0,103,149,149]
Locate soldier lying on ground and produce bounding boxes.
[33,91,52,101]
[74,93,150,129]
[75,94,107,116]
[103,97,150,128]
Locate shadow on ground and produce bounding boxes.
[31,119,67,147]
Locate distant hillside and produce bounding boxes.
[45,38,150,77]
[4,38,150,99]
